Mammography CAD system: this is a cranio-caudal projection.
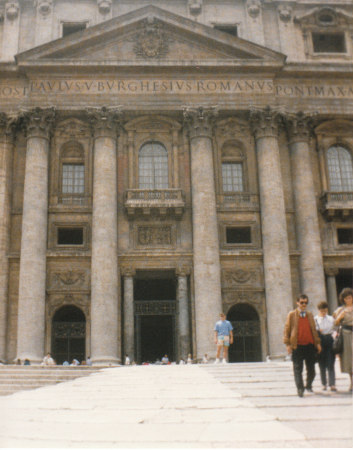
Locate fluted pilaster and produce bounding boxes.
[286,112,326,306]
[250,107,292,359]
[88,107,122,365]
[184,107,222,361]
[16,107,55,363]
[0,114,15,361]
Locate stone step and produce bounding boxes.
[0,365,102,396]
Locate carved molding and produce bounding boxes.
[20,107,56,140]
[278,5,292,23]
[5,2,19,21]
[48,270,89,290]
[97,0,111,15]
[188,0,202,16]
[315,119,353,137]
[325,267,340,277]
[0,112,17,138]
[36,0,52,16]
[133,18,170,59]
[295,7,353,27]
[247,0,261,19]
[223,291,264,309]
[215,118,250,138]
[250,106,283,139]
[222,269,260,288]
[55,119,91,139]
[285,111,315,144]
[87,106,122,139]
[176,262,192,277]
[183,106,218,140]
[120,265,136,277]
[137,225,173,247]
[47,294,90,319]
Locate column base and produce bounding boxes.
[92,357,121,367]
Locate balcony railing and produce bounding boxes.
[321,191,353,219]
[58,194,90,206]
[217,192,259,209]
[125,189,185,218]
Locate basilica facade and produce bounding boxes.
[0,0,352,365]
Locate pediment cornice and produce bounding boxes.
[15,5,285,70]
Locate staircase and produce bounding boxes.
[0,365,101,396]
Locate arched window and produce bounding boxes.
[221,143,245,192]
[138,142,168,189]
[327,146,353,192]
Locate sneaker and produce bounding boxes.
[222,359,227,364]
[330,386,337,392]
[214,358,220,364]
[322,385,327,391]
[305,386,313,393]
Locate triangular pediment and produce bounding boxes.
[16,5,285,69]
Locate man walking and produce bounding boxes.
[214,313,233,364]
[284,294,321,397]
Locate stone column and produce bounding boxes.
[250,107,293,359]
[184,107,222,360]
[326,269,339,314]
[88,107,121,365]
[0,114,14,361]
[176,267,190,361]
[286,113,326,306]
[16,107,55,363]
[123,268,135,363]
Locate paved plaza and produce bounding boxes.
[0,361,352,448]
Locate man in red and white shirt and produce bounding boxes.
[283,294,322,397]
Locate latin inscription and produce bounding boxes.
[0,79,352,98]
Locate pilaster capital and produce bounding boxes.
[325,267,339,277]
[20,107,56,140]
[176,263,192,277]
[285,112,315,145]
[5,2,19,21]
[0,112,17,140]
[250,106,283,140]
[87,106,123,140]
[183,106,218,140]
[121,266,136,278]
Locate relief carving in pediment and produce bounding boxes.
[222,268,261,288]
[55,119,91,139]
[132,18,170,59]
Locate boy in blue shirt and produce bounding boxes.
[214,313,233,363]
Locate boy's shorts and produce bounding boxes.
[217,335,230,347]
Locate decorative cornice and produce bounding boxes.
[87,106,122,140]
[285,111,315,144]
[249,106,283,139]
[183,106,218,140]
[20,107,56,140]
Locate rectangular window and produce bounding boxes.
[62,164,84,194]
[62,22,87,38]
[226,227,251,244]
[214,25,238,37]
[57,228,84,246]
[222,163,243,192]
[337,228,353,245]
[312,32,346,53]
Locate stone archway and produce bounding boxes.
[227,303,262,362]
[51,305,86,365]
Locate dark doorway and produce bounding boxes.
[138,315,175,363]
[52,305,86,365]
[134,271,176,364]
[227,303,262,363]
[336,269,353,297]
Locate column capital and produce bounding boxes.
[285,111,315,144]
[120,265,136,277]
[0,113,17,141]
[325,267,339,277]
[87,106,123,140]
[183,106,218,140]
[176,264,192,277]
[250,106,283,139]
[20,107,56,140]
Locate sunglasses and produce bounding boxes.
[299,301,308,305]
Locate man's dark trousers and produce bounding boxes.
[318,334,335,387]
[292,343,316,390]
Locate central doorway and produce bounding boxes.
[134,270,176,364]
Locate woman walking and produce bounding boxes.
[333,287,353,392]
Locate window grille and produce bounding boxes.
[139,142,168,189]
[222,162,243,192]
[62,164,85,194]
[327,146,353,192]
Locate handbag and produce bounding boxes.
[332,326,343,354]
